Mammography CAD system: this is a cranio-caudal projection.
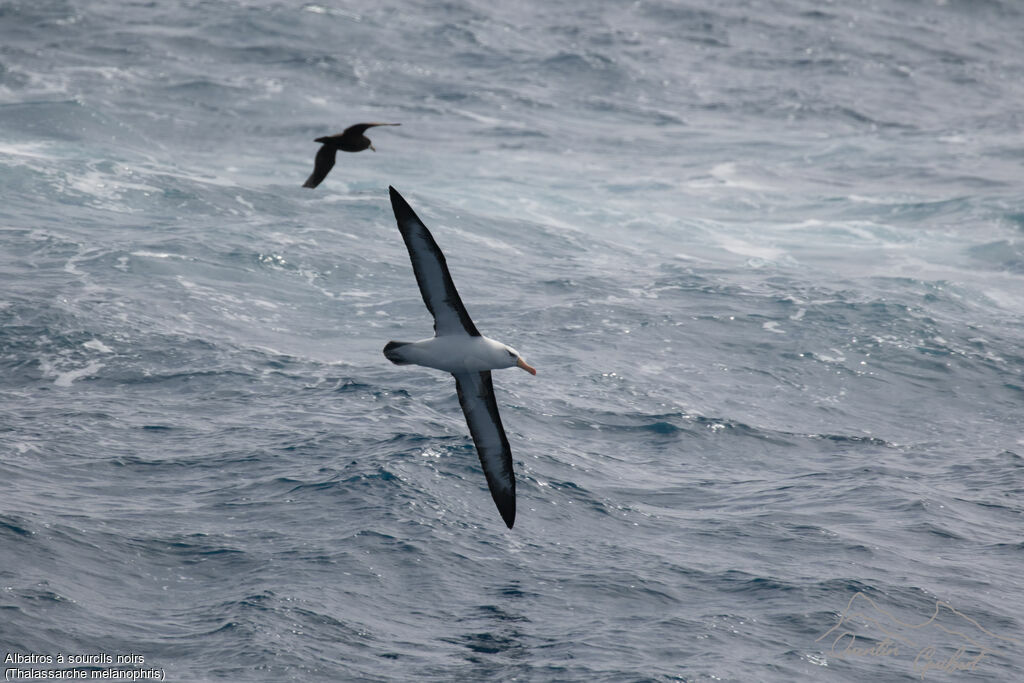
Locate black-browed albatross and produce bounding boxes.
[302,122,400,188]
[383,186,536,529]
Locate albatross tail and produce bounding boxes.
[383,341,415,365]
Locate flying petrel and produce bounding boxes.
[302,122,400,188]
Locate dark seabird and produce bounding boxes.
[383,186,536,529]
[302,122,400,188]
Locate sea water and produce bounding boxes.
[2,1,1023,680]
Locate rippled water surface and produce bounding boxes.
[2,0,1023,680]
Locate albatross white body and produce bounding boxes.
[383,186,535,529]
[385,335,526,374]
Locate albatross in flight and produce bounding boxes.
[383,186,536,529]
[302,123,400,188]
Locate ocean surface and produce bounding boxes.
[2,0,1023,680]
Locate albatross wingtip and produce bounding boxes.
[388,186,416,221]
[499,501,516,529]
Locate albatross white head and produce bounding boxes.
[502,343,537,375]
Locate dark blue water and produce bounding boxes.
[2,0,1023,680]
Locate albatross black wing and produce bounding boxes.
[453,370,516,528]
[303,144,336,188]
[389,186,480,337]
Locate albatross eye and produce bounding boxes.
[507,349,516,357]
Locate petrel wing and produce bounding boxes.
[453,370,516,528]
[344,122,401,137]
[303,144,336,188]
[388,186,480,337]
